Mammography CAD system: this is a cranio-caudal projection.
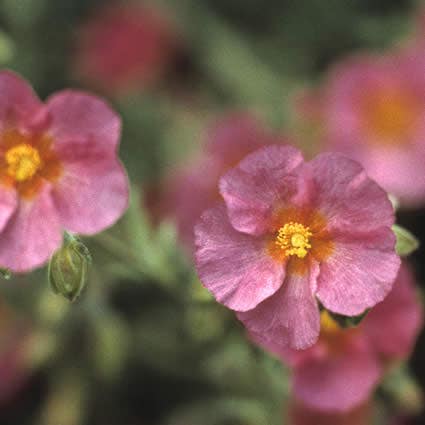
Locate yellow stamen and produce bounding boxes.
[275,222,312,258]
[320,310,340,334]
[5,143,42,182]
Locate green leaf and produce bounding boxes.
[0,30,14,64]
[392,224,419,257]
[328,309,369,328]
[380,363,423,415]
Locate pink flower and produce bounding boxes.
[74,3,180,94]
[195,145,400,350]
[253,263,423,412]
[300,50,425,206]
[0,70,128,272]
[158,112,287,249]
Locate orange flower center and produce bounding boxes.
[362,88,420,145]
[6,144,42,182]
[0,130,62,199]
[268,207,333,275]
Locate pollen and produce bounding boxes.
[275,222,312,259]
[5,143,42,182]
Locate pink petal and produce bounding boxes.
[316,229,400,316]
[307,153,395,233]
[353,145,425,207]
[0,186,17,233]
[46,90,121,154]
[206,112,287,162]
[194,204,284,312]
[0,70,43,131]
[249,330,321,367]
[52,158,129,235]
[293,338,381,412]
[363,262,423,359]
[0,186,61,272]
[238,262,321,350]
[219,145,304,235]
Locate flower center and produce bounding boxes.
[362,88,419,144]
[275,222,312,258]
[5,143,42,182]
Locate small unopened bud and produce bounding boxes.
[0,268,11,279]
[48,233,91,302]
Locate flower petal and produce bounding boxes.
[195,204,284,312]
[0,70,43,131]
[46,90,121,154]
[52,158,129,235]
[293,338,381,412]
[0,186,17,233]
[307,153,395,234]
[316,229,400,316]
[206,112,286,162]
[0,186,61,272]
[362,262,423,359]
[238,262,321,350]
[219,145,304,235]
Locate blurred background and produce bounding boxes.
[1,0,425,424]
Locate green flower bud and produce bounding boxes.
[393,224,419,257]
[0,268,11,279]
[48,233,91,302]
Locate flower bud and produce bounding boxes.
[48,233,91,302]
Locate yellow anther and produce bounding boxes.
[275,222,312,258]
[5,143,42,182]
[320,310,340,334]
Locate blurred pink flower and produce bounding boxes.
[158,112,287,249]
[74,2,180,94]
[195,145,400,350]
[253,263,423,412]
[297,51,425,206]
[0,70,128,272]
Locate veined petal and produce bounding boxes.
[307,153,395,234]
[0,186,61,272]
[52,157,129,235]
[238,262,321,350]
[316,229,400,316]
[195,204,284,312]
[219,145,304,235]
[46,90,121,154]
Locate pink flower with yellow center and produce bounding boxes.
[195,145,400,350]
[0,70,129,272]
[301,51,425,206]
[252,263,423,412]
[74,3,180,94]
[156,112,288,249]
